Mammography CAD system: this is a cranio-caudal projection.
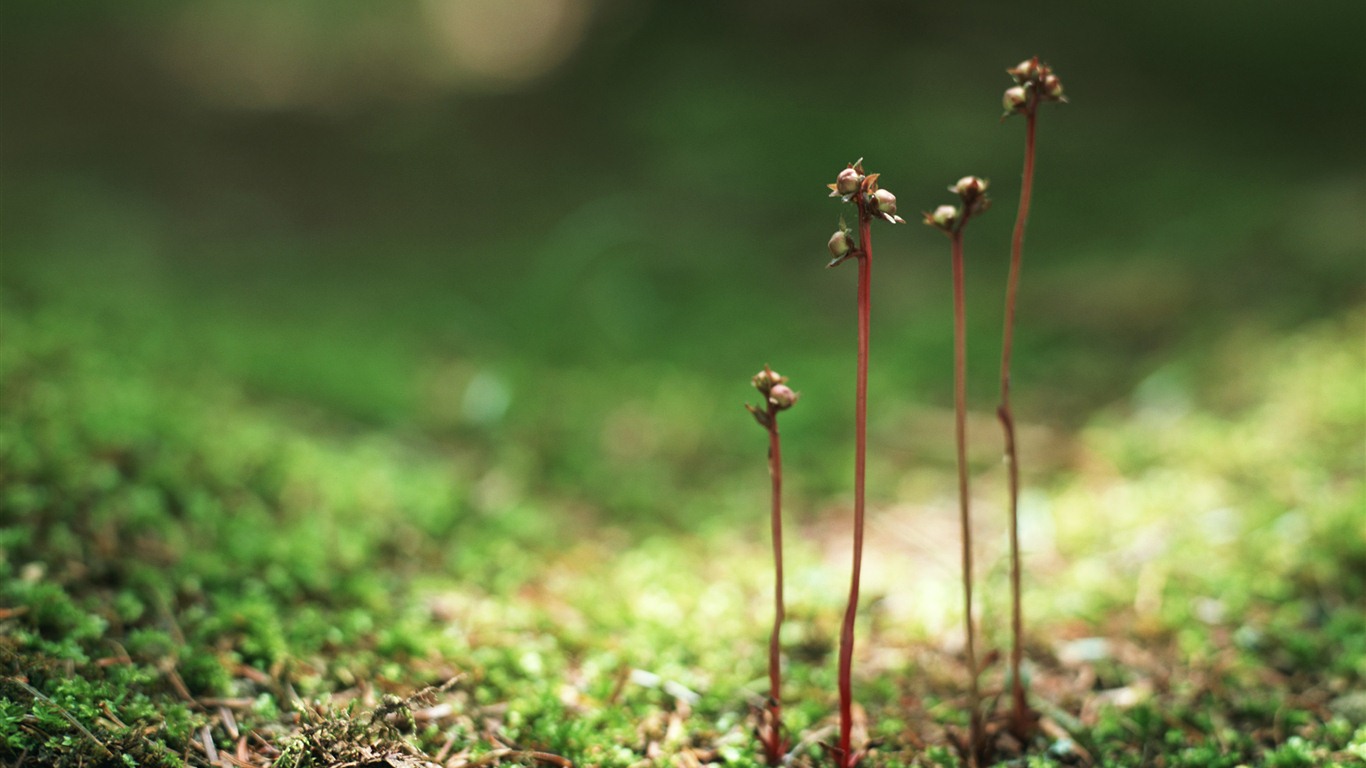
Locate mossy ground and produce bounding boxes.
[2,277,1363,767]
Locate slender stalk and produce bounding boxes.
[749,367,795,764]
[828,160,902,768]
[837,199,872,768]
[999,101,1036,737]
[951,227,984,767]
[765,410,786,765]
[929,177,990,764]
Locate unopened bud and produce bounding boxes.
[924,204,958,231]
[828,229,854,259]
[835,167,863,196]
[752,367,783,394]
[952,176,987,199]
[1041,73,1065,101]
[1009,58,1039,84]
[873,188,898,215]
[1003,85,1029,115]
[768,384,798,410]
[871,188,905,224]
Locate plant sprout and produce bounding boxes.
[825,158,904,768]
[998,55,1066,739]
[924,175,991,767]
[746,365,799,765]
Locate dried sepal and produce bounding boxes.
[746,402,773,429]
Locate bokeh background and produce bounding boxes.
[3,0,1363,537]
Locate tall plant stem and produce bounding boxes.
[952,228,982,767]
[999,103,1036,736]
[837,202,873,768]
[765,410,786,764]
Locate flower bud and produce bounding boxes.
[768,384,798,410]
[872,188,898,215]
[870,188,905,224]
[1009,58,1039,83]
[1041,73,1065,101]
[1003,85,1028,115]
[835,167,862,196]
[828,229,854,259]
[752,367,783,394]
[924,204,958,231]
[952,176,987,199]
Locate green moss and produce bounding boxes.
[2,284,1362,765]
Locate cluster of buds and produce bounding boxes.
[747,365,798,429]
[923,176,991,235]
[825,158,905,268]
[1002,57,1066,118]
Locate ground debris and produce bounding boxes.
[273,694,450,768]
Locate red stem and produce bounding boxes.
[765,409,785,764]
[952,227,982,767]
[837,200,872,768]
[999,102,1037,736]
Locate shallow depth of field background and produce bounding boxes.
[5,0,1366,618]
[1,2,1364,763]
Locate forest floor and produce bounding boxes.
[2,282,1364,767]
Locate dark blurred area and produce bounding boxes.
[2,1,1363,500]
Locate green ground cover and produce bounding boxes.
[2,278,1362,766]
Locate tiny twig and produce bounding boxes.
[460,748,574,768]
[201,724,220,765]
[98,700,128,729]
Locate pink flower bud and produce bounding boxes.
[835,167,863,196]
[872,188,898,215]
[767,384,798,410]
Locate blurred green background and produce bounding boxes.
[3,0,1363,530]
